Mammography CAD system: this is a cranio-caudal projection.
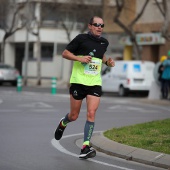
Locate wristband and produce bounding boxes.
[105,60,108,66]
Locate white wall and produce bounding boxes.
[16,28,81,82]
[0,30,4,42]
[136,0,164,24]
[7,29,80,43]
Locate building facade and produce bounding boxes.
[135,0,170,62]
[114,0,170,62]
[0,0,169,86]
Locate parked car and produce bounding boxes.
[102,60,155,96]
[0,63,20,86]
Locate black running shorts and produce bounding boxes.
[69,83,102,100]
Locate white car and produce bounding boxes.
[102,60,155,96]
[0,63,20,86]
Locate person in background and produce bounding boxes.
[158,56,167,99]
[161,51,170,99]
[54,16,115,159]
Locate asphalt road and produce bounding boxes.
[0,86,170,170]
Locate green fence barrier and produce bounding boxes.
[17,76,22,92]
[51,77,57,94]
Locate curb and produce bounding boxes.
[139,98,170,106]
[91,132,170,169]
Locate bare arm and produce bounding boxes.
[102,55,115,67]
[102,55,107,64]
[62,49,92,64]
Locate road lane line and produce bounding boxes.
[51,132,135,170]
[19,102,53,108]
[108,105,121,109]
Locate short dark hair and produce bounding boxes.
[89,16,102,25]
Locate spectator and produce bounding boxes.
[158,56,167,98]
[161,51,170,99]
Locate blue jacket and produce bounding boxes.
[162,58,170,80]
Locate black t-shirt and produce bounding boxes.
[66,33,109,60]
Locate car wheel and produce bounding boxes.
[119,86,127,96]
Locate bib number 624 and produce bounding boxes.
[89,64,98,70]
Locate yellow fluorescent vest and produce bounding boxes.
[70,56,102,86]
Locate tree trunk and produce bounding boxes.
[113,0,149,60]
[161,0,170,40]
[23,29,29,86]
[36,26,41,86]
[0,39,5,63]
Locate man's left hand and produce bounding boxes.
[107,58,115,67]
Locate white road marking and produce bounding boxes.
[33,109,57,112]
[108,105,121,109]
[19,102,53,108]
[108,105,157,113]
[127,107,156,113]
[51,132,135,170]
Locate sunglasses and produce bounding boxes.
[91,23,104,28]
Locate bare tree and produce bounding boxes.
[32,19,41,86]
[155,0,170,41]
[0,0,27,62]
[48,0,102,42]
[113,0,149,59]
[29,3,41,86]
[18,1,41,85]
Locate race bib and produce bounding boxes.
[84,60,101,75]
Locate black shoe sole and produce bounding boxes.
[79,150,96,159]
[54,118,65,140]
[54,130,62,140]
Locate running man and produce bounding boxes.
[54,16,115,159]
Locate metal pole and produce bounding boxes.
[23,28,29,86]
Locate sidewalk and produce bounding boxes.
[139,98,170,106]
[90,132,170,169]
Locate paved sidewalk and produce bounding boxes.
[90,132,170,169]
[139,98,170,106]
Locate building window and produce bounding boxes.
[28,43,34,59]
[15,43,33,60]
[41,43,53,60]
[41,2,101,30]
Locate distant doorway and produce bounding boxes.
[151,45,159,63]
[15,43,33,75]
[15,43,25,75]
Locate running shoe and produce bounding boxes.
[54,117,66,140]
[79,145,96,159]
